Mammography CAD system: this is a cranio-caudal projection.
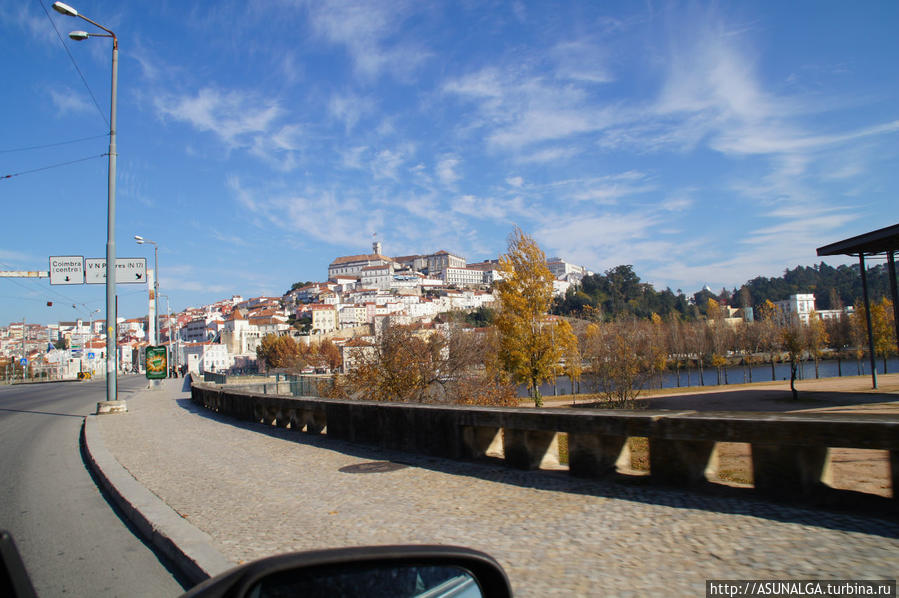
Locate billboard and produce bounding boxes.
[145,345,168,380]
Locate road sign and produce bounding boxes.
[85,257,147,284]
[49,256,84,285]
[87,352,95,360]
[20,358,27,366]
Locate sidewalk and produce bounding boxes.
[88,378,899,597]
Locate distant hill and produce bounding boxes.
[553,262,894,321]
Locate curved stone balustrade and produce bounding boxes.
[190,381,899,508]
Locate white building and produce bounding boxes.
[220,311,263,355]
[443,266,486,287]
[184,342,234,374]
[426,250,466,278]
[359,263,394,290]
[546,257,588,280]
[775,293,816,325]
[328,242,393,278]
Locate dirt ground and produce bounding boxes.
[545,373,899,498]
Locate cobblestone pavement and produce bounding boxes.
[98,380,898,597]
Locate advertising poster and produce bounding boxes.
[145,345,168,380]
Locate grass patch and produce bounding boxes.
[629,437,649,472]
[557,433,568,465]
[714,442,753,485]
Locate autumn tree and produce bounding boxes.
[256,334,302,371]
[345,324,516,405]
[872,298,896,373]
[494,228,577,406]
[666,316,689,387]
[300,339,343,373]
[856,297,898,374]
[804,311,829,378]
[582,318,656,407]
[757,300,782,381]
[781,318,804,400]
[706,298,731,384]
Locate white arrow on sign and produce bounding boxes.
[85,258,148,284]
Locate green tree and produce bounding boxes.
[494,228,577,406]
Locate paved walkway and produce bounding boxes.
[95,379,898,597]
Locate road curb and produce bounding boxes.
[81,414,234,587]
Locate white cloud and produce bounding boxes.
[506,176,524,188]
[451,194,526,222]
[227,176,382,247]
[304,0,430,80]
[371,148,406,180]
[329,92,375,132]
[48,88,92,115]
[516,145,581,164]
[341,145,369,170]
[154,87,283,149]
[551,39,614,84]
[435,155,461,186]
[444,67,614,150]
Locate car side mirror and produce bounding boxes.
[180,545,513,598]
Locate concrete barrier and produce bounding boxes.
[191,381,899,507]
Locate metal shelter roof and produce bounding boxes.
[816,223,899,257]
[816,222,899,390]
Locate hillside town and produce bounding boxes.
[0,242,591,380]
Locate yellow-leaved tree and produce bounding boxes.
[494,228,577,407]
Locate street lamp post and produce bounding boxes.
[159,294,177,376]
[134,236,159,345]
[52,1,120,408]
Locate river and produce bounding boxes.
[519,356,899,398]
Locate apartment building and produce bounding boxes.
[775,294,816,325]
[442,266,487,287]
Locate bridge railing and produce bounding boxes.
[190,381,899,506]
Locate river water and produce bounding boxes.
[519,356,899,398]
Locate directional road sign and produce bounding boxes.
[85,257,147,284]
[49,256,84,285]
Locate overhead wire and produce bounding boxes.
[0,260,100,315]
[1,153,108,181]
[37,0,109,127]
[0,135,107,154]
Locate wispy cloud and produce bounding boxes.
[48,87,92,115]
[304,0,431,81]
[154,87,306,170]
[154,87,284,149]
[329,92,375,132]
[443,67,614,151]
[227,176,382,248]
[436,155,461,186]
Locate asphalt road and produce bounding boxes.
[0,377,186,598]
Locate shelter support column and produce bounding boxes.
[859,254,878,389]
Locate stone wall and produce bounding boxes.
[190,381,899,508]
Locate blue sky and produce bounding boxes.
[2,0,898,326]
